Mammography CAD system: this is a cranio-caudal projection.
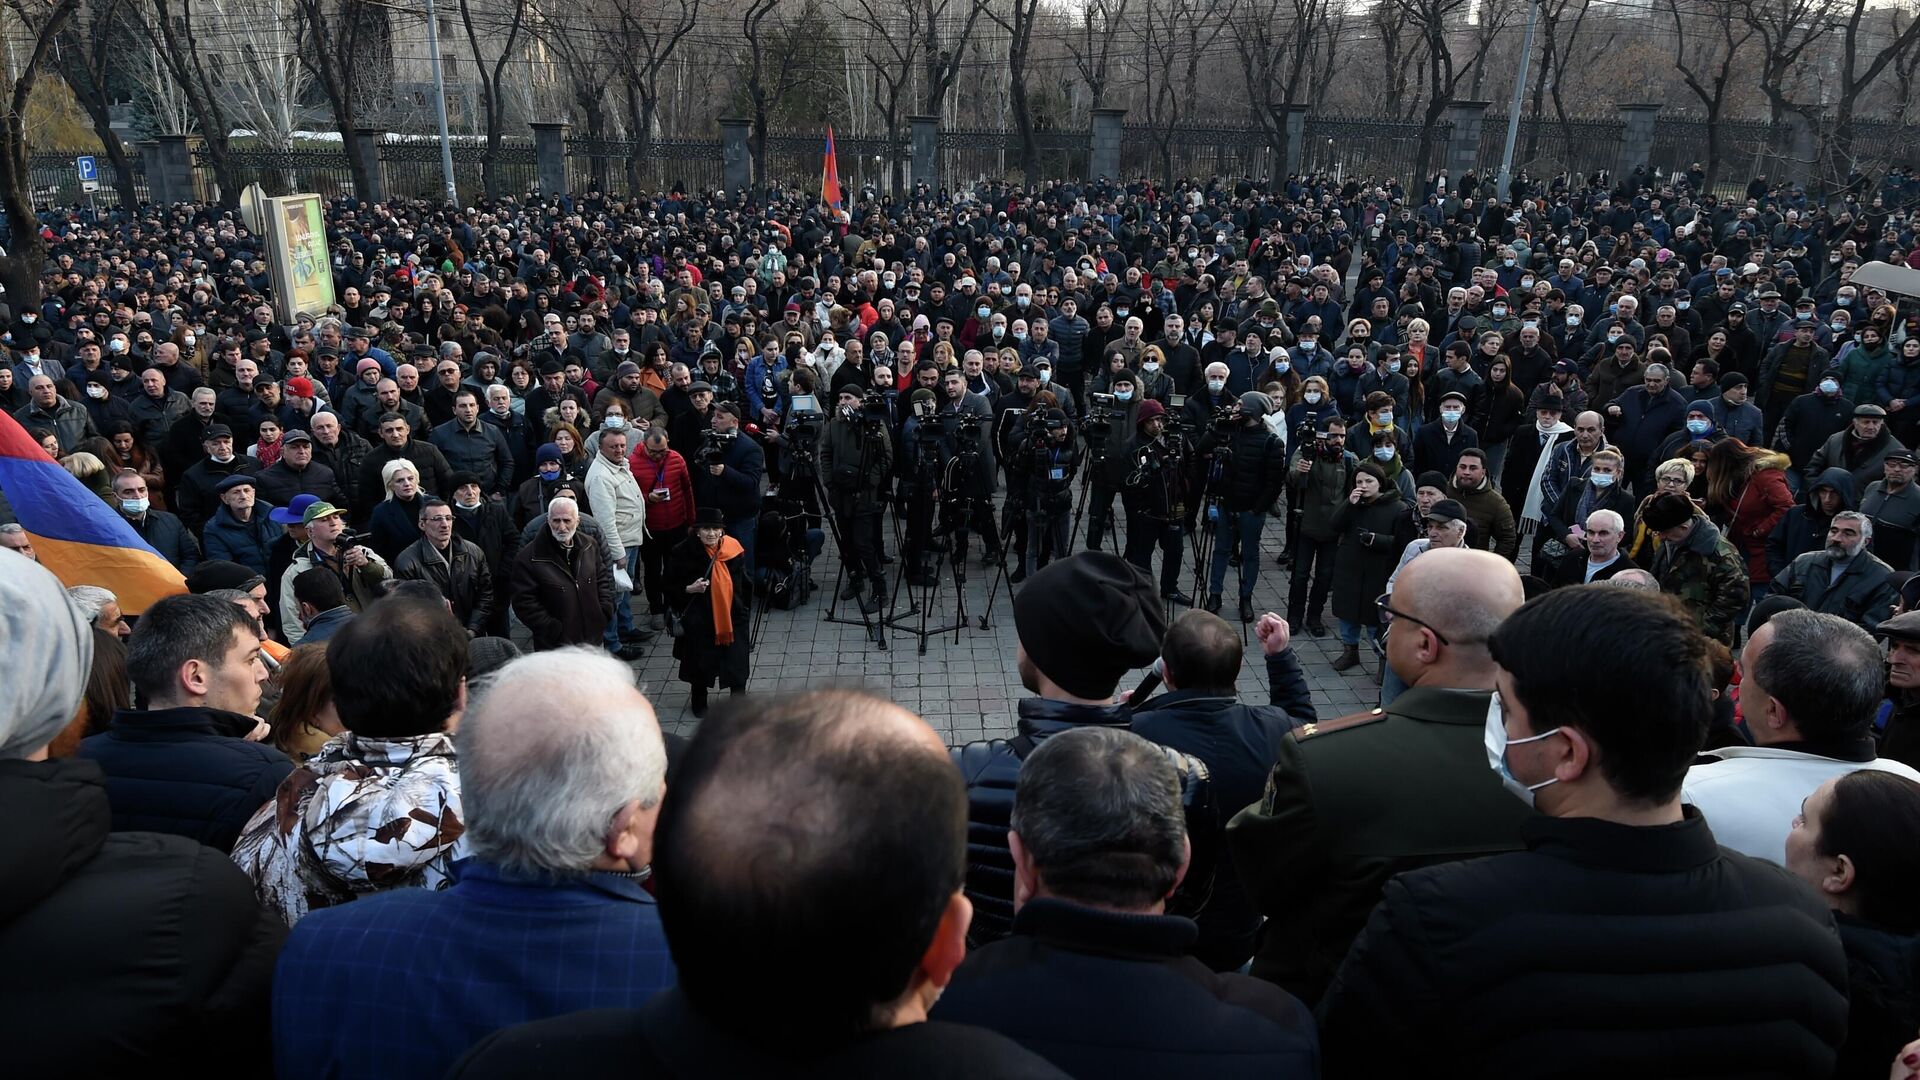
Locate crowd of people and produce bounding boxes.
[6,162,1920,1075]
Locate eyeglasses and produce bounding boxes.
[1375,593,1470,647]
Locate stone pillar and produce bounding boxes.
[1287,105,1311,177]
[1614,103,1661,182]
[1091,108,1126,181]
[139,141,169,205]
[349,127,387,203]
[150,135,194,206]
[909,115,939,190]
[531,121,569,196]
[1783,111,1817,188]
[720,118,752,195]
[1442,101,1491,186]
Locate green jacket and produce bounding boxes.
[1226,685,1533,1006]
[1650,514,1750,644]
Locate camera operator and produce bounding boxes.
[1011,407,1082,582]
[934,368,1000,575]
[1120,399,1193,605]
[820,386,894,613]
[691,401,765,579]
[278,500,391,645]
[898,387,944,584]
[1084,370,1145,552]
[1285,414,1357,637]
[1198,392,1290,622]
[1129,610,1318,971]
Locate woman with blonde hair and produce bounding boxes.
[368,458,424,561]
[1628,458,1699,562]
[268,644,345,761]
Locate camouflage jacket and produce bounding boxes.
[1650,515,1750,645]
[231,731,466,926]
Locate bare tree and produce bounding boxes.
[1818,0,1920,190]
[146,0,242,205]
[1747,0,1837,131]
[1663,0,1758,192]
[1395,0,1513,192]
[843,0,922,194]
[289,0,388,199]
[530,2,620,192]
[456,0,531,198]
[922,0,988,123]
[213,0,311,162]
[610,0,699,194]
[1235,0,1326,179]
[984,0,1043,182]
[1064,0,1130,111]
[1369,0,1420,120]
[0,0,81,306]
[1896,4,1920,125]
[53,0,138,208]
[740,0,814,190]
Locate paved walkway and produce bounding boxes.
[614,508,1384,741]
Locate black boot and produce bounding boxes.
[1331,644,1361,671]
[1238,595,1255,622]
[1306,615,1328,637]
[690,685,709,718]
[1204,593,1222,614]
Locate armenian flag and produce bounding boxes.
[822,126,844,215]
[0,410,185,613]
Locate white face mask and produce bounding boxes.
[1485,696,1561,808]
[1207,378,1226,393]
[1304,391,1322,404]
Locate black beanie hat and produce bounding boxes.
[1013,552,1166,699]
[1642,492,1697,531]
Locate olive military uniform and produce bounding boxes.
[1226,686,1534,1005]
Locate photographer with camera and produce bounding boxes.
[1198,392,1290,622]
[1284,414,1358,636]
[1083,371,1144,552]
[691,401,765,580]
[1121,399,1193,605]
[934,368,1000,575]
[1011,407,1082,582]
[278,500,391,645]
[820,386,895,613]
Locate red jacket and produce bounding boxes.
[1725,460,1795,584]
[628,447,696,532]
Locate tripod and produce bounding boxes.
[813,428,889,649]
[885,442,969,654]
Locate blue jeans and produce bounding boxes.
[1338,619,1382,647]
[605,544,640,647]
[1209,509,1265,599]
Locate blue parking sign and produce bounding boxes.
[75,156,97,182]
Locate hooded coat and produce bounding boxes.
[1768,466,1858,580]
[229,731,466,926]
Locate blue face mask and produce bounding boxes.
[1686,418,1711,435]
[1372,446,1395,461]
[1114,389,1134,402]
[121,497,149,515]
[1590,472,1616,488]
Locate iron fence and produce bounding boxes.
[383,140,539,201]
[192,144,357,202]
[1474,114,1626,185]
[1120,124,1273,185]
[1300,114,1449,194]
[30,152,150,209]
[563,136,725,196]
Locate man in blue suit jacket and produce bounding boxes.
[271,648,676,1080]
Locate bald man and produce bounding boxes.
[450,690,1063,1076]
[1226,548,1533,1006]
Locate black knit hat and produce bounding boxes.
[1013,552,1166,699]
[1642,492,1697,531]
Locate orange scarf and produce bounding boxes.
[704,534,746,644]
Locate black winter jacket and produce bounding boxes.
[0,757,285,1077]
[252,458,346,511]
[395,536,494,635]
[1317,808,1849,1077]
[952,699,1219,946]
[933,899,1319,1079]
[74,706,294,853]
[1200,421,1289,513]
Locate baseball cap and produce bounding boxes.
[300,500,347,526]
[1424,498,1467,524]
